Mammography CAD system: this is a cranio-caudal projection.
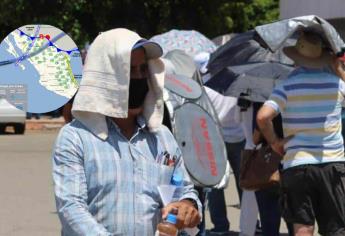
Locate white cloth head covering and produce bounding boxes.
[72,28,165,140]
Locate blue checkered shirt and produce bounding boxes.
[52,117,200,236]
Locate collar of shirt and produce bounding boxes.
[106,116,147,141]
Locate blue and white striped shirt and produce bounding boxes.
[52,117,200,236]
[265,67,345,169]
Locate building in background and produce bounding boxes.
[280,0,345,40]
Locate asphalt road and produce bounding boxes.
[0,130,60,236]
[0,130,292,236]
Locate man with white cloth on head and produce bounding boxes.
[52,28,201,236]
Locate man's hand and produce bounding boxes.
[162,200,200,229]
[271,135,294,157]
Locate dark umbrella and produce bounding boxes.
[205,31,294,102]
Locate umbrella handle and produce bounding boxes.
[237,97,252,111]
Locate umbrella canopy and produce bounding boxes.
[164,49,196,78]
[212,33,238,46]
[208,63,293,102]
[255,15,345,56]
[205,31,294,102]
[151,29,217,56]
[207,30,293,76]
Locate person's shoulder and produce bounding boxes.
[152,125,178,143]
[284,67,339,84]
[60,119,83,132]
[293,67,338,77]
[53,120,88,157]
[154,124,174,137]
[287,67,323,78]
[285,67,304,78]
[57,119,90,141]
[273,77,290,90]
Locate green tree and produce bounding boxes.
[0,0,279,48]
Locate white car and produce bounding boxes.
[0,98,26,134]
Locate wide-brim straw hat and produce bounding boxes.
[283,32,332,69]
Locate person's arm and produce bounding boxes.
[332,57,345,82]
[256,105,285,156]
[204,86,240,126]
[52,125,112,236]
[257,80,294,156]
[253,128,263,145]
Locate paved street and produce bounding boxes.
[0,131,60,236]
[0,130,292,236]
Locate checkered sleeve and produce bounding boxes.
[176,154,203,215]
[52,125,112,236]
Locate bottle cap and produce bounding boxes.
[166,213,177,224]
[171,172,183,186]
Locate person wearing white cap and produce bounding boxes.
[257,31,345,236]
[52,28,201,236]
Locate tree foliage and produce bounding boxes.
[0,0,279,48]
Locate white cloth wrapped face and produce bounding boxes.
[72,28,165,140]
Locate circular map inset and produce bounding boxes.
[0,24,82,113]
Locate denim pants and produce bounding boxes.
[208,140,245,231]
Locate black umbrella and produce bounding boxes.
[205,31,294,102]
[207,31,293,75]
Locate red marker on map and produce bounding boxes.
[39,34,44,39]
[45,34,51,40]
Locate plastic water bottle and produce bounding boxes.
[171,171,183,202]
[157,213,178,236]
[171,171,183,186]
